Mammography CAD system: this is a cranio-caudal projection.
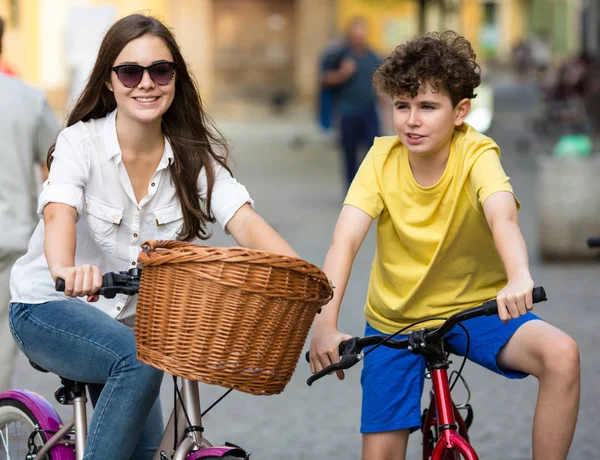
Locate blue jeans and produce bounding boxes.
[8,300,164,460]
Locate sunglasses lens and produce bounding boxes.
[149,63,175,85]
[116,66,143,88]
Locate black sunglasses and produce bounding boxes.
[112,61,177,88]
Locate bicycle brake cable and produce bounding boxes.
[449,323,470,392]
[173,376,195,448]
[362,318,471,393]
[362,317,448,358]
[201,389,233,418]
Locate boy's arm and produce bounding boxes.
[310,205,373,379]
[483,191,535,323]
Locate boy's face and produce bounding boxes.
[392,83,470,159]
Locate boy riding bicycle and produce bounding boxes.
[309,31,580,460]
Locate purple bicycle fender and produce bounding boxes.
[187,446,246,459]
[0,390,75,459]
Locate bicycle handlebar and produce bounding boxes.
[305,286,547,386]
[55,268,142,299]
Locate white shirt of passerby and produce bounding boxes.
[10,109,253,324]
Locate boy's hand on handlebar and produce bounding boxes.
[53,265,103,302]
[309,326,353,380]
[497,271,535,323]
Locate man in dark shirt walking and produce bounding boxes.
[321,17,382,189]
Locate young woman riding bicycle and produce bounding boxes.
[8,14,298,460]
[309,31,580,460]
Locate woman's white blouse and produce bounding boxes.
[10,109,253,323]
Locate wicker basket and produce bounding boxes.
[135,240,333,395]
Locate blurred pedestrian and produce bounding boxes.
[0,68,59,390]
[0,16,17,76]
[317,36,345,132]
[320,17,382,189]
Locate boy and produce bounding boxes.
[309,31,579,460]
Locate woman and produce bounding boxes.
[8,14,298,460]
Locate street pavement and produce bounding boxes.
[10,75,600,459]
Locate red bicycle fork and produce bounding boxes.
[427,368,478,460]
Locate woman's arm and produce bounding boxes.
[483,191,535,322]
[226,204,298,258]
[44,203,102,300]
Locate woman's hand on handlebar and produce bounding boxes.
[309,325,353,381]
[496,269,535,323]
[52,265,103,302]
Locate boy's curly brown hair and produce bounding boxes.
[372,31,481,107]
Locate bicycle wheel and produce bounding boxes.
[0,398,52,459]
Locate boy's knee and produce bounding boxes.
[541,335,580,379]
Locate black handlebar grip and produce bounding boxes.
[532,286,547,303]
[55,278,65,292]
[588,238,600,248]
[482,286,547,316]
[305,351,310,363]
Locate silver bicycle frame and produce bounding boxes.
[34,378,209,460]
[34,393,87,460]
[153,378,212,460]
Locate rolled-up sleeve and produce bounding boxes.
[37,128,89,219]
[198,162,254,232]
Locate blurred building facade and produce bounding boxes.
[0,0,593,114]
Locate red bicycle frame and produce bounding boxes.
[421,367,478,459]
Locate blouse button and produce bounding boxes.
[133,233,138,238]
[131,261,136,266]
[151,182,156,187]
[116,306,122,311]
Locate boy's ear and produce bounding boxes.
[454,98,471,126]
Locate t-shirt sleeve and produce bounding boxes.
[344,146,384,219]
[467,149,520,209]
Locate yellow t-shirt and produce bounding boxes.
[345,123,518,334]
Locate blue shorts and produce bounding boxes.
[360,312,542,434]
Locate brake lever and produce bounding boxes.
[306,352,363,386]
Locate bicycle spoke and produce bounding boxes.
[0,420,36,460]
[2,422,11,460]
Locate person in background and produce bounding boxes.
[0,34,60,390]
[0,16,17,76]
[320,17,382,190]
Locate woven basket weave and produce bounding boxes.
[135,240,333,395]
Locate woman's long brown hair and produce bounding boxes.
[48,14,231,241]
